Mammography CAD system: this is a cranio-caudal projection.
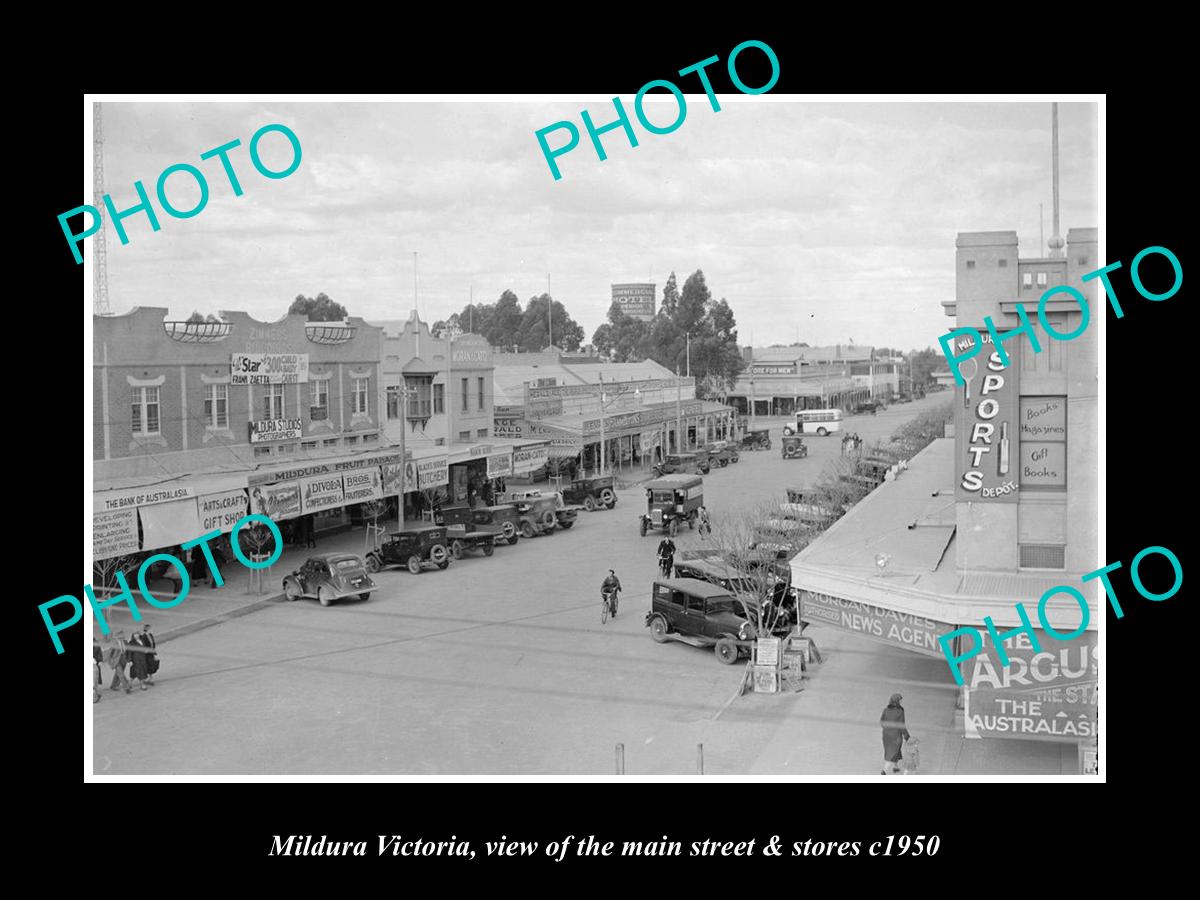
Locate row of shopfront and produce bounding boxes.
[92,441,551,561]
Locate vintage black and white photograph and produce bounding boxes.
[84,95,1101,778]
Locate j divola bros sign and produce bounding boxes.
[954,332,1018,502]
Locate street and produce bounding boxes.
[92,394,1070,775]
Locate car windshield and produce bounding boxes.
[651,491,674,503]
[706,597,741,615]
[332,559,361,571]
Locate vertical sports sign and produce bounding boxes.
[954,332,1018,501]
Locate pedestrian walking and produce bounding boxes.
[105,632,132,694]
[657,536,677,578]
[92,637,103,703]
[128,628,151,690]
[140,623,159,685]
[698,505,711,537]
[880,692,911,775]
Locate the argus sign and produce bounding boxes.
[535,40,780,180]
[60,123,302,264]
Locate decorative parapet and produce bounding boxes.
[163,320,233,342]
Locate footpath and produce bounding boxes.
[96,473,659,644]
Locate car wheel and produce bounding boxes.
[817,427,828,436]
[501,522,516,542]
[520,521,536,539]
[365,553,381,574]
[406,555,422,575]
[715,638,738,665]
[430,544,449,567]
[584,495,597,512]
[732,455,739,463]
[358,592,370,601]
[650,616,669,643]
[318,587,334,607]
[719,458,728,467]
[508,534,520,546]
[284,580,301,601]
[539,511,557,530]
[639,518,648,537]
[483,542,495,557]
[451,540,464,560]
[783,426,794,436]
[599,488,615,506]
[559,519,574,529]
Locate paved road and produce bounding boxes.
[96,394,1055,776]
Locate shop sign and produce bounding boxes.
[97,485,192,512]
[343,469,383,503]
[299,474,345,513]
[198,489,248,534]
[247,451,403,487]
[248,481,302,520]
[487,451,513,479]
[494,416,524,438]
[953,332,1018,502]
[470,444,494,458]
[410,455,449,490]
[249,417,304,443]
[800,591,956,657]
[1019,396,1066,440]
[964,629,1097,742]
[547,436,583,457]
[231,352,309,385]
[513,444,549,474]
[93,508,140,559]
[1020,443,1067,488]
[382,463,404,496]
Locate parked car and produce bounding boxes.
[640,473,704,537]
[653,452,709,476]
[437,504,521,546]
[644,578,757,665]
[852,399,885,415]
[781,435,808,459]
[283,553,375,606]
[498,489,581,537]
[436,510,498,560]
[704,440,740,467]
[365,526,451,574]
[561,475,617,511]
[740,428,772,451]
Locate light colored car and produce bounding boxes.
[283,552,375,606]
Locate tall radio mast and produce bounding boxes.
[93,102,111,316]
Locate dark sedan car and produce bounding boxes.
[282,553,375,606]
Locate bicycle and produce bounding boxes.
[601,588,619,624]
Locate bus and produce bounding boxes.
[783,408,843,436]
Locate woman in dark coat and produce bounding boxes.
[880,693,910,774]
[128,630,151,690]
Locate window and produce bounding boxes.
[346,435,358,446]
[1037,272,1048,287]
[131,386,161,435]
[386,386,402,419]
[478,376,485,410]
[1078,255,1089,265]
[277,443,296,455]
[458,430,471,442]
[323,438,339,448]
[477,428,488,438]
[461,377,469,413]
[434,437,446,447]
[363,433,379,444]
[405,376,432,418]
[965,260,976,269]
[254,446,272,458]
[998,259,1008,267]
[1022,272,1033,288]
[311,381,328,420]
[353,377,369,415]
[433,383,445,414]
[301,441,317,451]
[1019,395,1067,492]
[264,384,284,420]
[205,384,228,428]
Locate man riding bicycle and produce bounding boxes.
[601,569,622,618]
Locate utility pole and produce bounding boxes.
[676,370,684,453]
[93,102,111,316]
[413,252,419,316]
[547,274,552,349]
[599,373,606,477]
[686,332,691,378]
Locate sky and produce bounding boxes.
[95,99,1098,353]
